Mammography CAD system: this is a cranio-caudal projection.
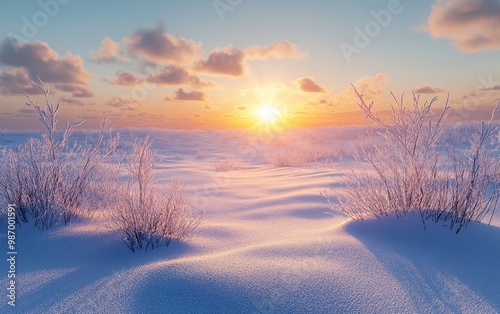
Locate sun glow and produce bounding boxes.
[257,104,281,124]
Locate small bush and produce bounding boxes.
[265,145,324,167]
[333,86,500,233]
[0,79,117,229]
[266,142,337,167]
[107,138,201,252]
[214,157,241,172]
[196,150,207,159]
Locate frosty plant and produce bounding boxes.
[0,78,118,229]
[107,137,201,252]
[335,85,500,233]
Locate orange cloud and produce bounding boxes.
[58,97,87,107]
[125,25,201,65]
[425,0,500,52]
[147,66,213,88]
[479,84,500,91]
[330,73,391,108]
[244,41,308,60]
[351,73,390,97]
[110,71,144,86]
[413,85,446,94]
[195,46,245,77]
[55,84,93,98]
[166,88,207,102]
[196,41,307,77]
[0,38,94,97]
[296,77,327,93]
[90,36,127,63]
[105,96,140,108]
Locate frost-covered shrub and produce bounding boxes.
[265,129,343,167]
[333,86,500,233]
[107,138,201,252]
[214,157,241,171]
[265,143,334,167]
[0,79,118,229]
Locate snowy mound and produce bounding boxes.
[0,128,498,313]
[345,213,500,313]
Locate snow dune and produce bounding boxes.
[0,127,499,313]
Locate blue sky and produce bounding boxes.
[1,0,499,129]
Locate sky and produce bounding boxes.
[1,0,500,130]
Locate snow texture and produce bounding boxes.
[0,126,498,313]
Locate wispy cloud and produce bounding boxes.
[104,96,140,108]
[58,97,87,106]
[351,73,391,98]
[18,108,37,115]
[165,88,207,102]
[479,84,500,91]
[244,41,308,60]
[330,73,391,108]
[147,66,214,88]
[413,85,446,94]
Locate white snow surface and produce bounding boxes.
[0,126,499,314]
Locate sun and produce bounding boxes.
[257,104,281,124]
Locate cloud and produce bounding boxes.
[165,88,207,102]
[351,73,390,98]
[55,84,94,98]
[413,85,446,94]
[0,38,94,97]
[479,84,500,91]
[125,25,201,65]
[294,111,309,115]
[110,71,144,86]
[0,69,43,96]
[459,83,500,108]
[319,99,336,106]
[425,0,500,52]
[18,108,37,115]
[296,77,327,93]
[307,99,336,107]
[236,105,249,110]
[104,96,140,108]
[147,66,213,88]
[244,41,308,60]
[195,46,245,77]
[90,36,127,63]
[195,41,307,77]
[330,73,391,108]
[59,97,86,106]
